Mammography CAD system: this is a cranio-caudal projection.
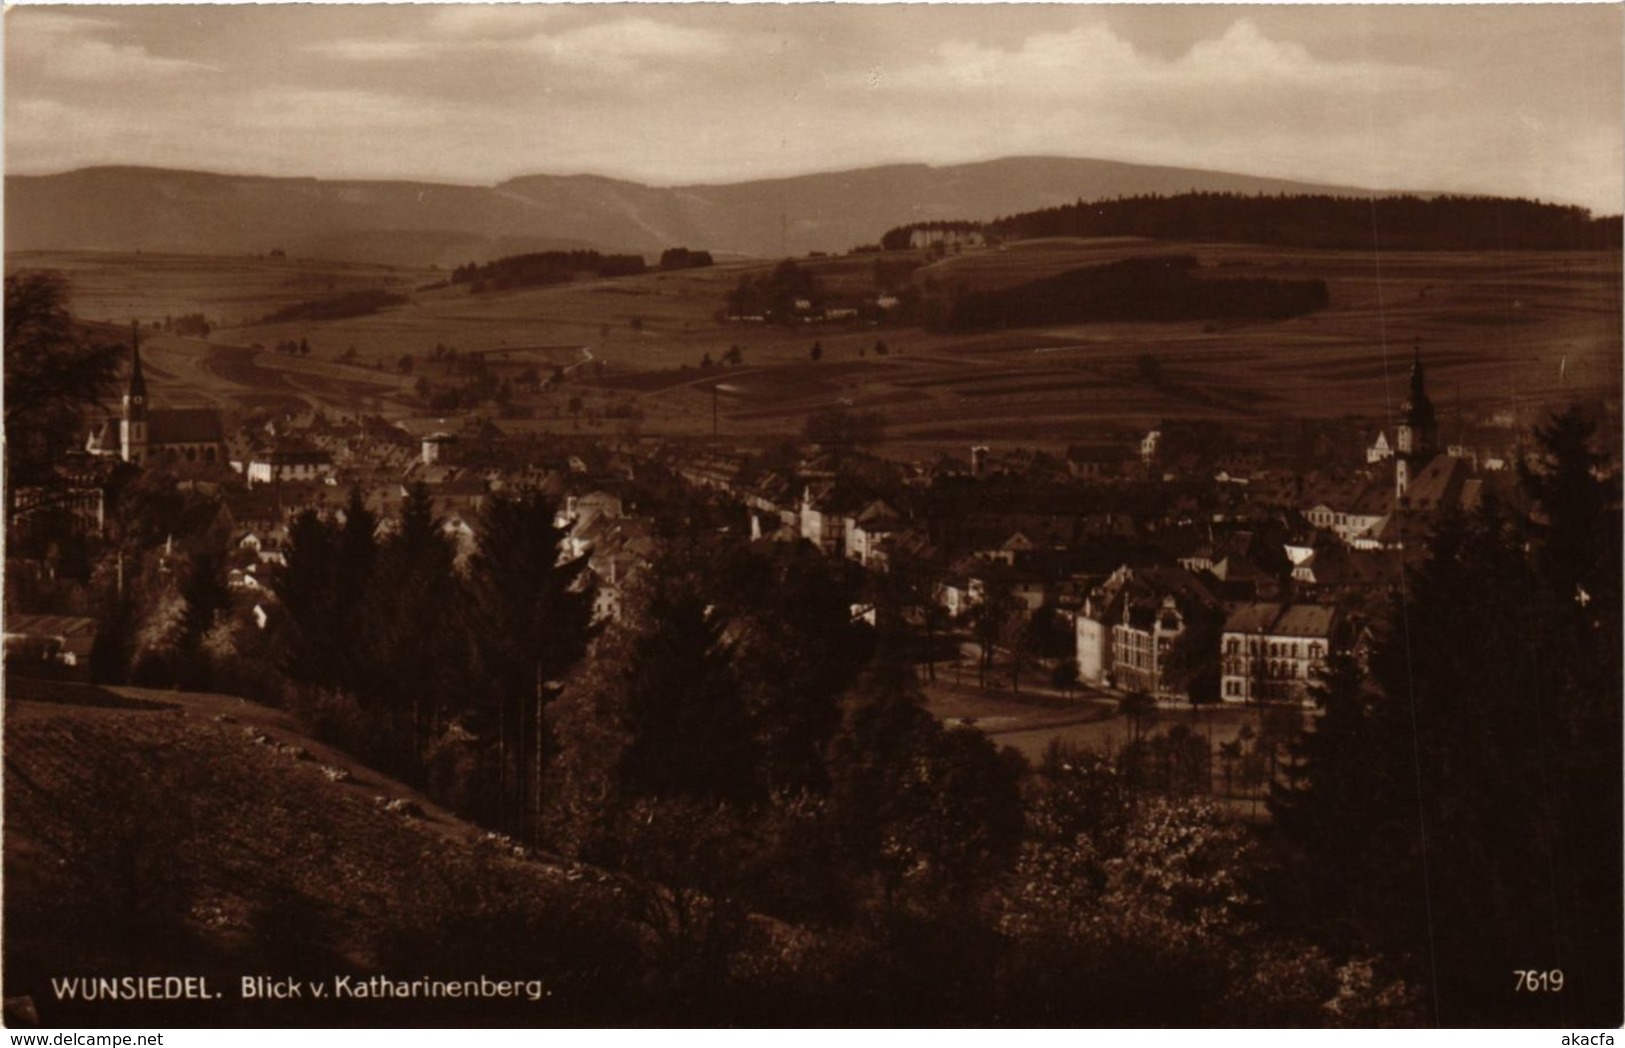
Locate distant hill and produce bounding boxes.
[6,157,1366,267]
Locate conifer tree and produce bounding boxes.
[1270,408,1622,1024]
[467,489,596,834]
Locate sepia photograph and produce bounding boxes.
[2,1,1621,1031]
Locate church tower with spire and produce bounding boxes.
[1394,341,1437,501]
[120,322,149,465]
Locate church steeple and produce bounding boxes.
[1395,340,1437,500]
[1404,343,1434,425]
[120,322,149,464]
[125,322,149,411]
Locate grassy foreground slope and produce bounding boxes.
[1,680,800,1027]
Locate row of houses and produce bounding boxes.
[649,438,1379,709]
[710,451,1358,708]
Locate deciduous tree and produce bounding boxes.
[3,271,123,522]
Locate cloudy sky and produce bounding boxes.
[5,3,1622,213]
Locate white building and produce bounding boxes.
[246,448,336,486]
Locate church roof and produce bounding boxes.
[149,408,225,446]
[255,445,333,466]
[1401,453,1470,511]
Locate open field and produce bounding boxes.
[11,242,1619,448]
[921,674,1281,761]
[920,673,1293,823]
[7,250,436,329]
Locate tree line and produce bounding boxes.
[659,247,714,270]
[254,288,409,326]
[985,192,1624,251]
[451,251,647,292]
[877,192,1623,253]
[722,259,823,321]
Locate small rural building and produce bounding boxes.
[3,613,99,675]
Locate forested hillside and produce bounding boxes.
[884,193,1623,253]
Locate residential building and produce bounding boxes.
[844,500,902,569]
[1220,602,1341,706]
[1076,565,1220,700]
[245,446,336,486]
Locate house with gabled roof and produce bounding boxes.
[799,481,869,556]
[1302,473,1394,547]
[844,499,902,568]
[3,613,99,675]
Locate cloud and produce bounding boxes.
[423,5,563,41]
[6,10,216,83]
[531,17,735,71]
[307,11,741,76]
[234,87,447,133]
[863,18,1443,99]
[305,38,437,63]
[3,6,1615,214]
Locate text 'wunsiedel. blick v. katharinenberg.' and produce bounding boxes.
[49,975,549,1003]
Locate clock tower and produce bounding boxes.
[120,322,149,465]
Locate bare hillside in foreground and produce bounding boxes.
[0,678,799,1027]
